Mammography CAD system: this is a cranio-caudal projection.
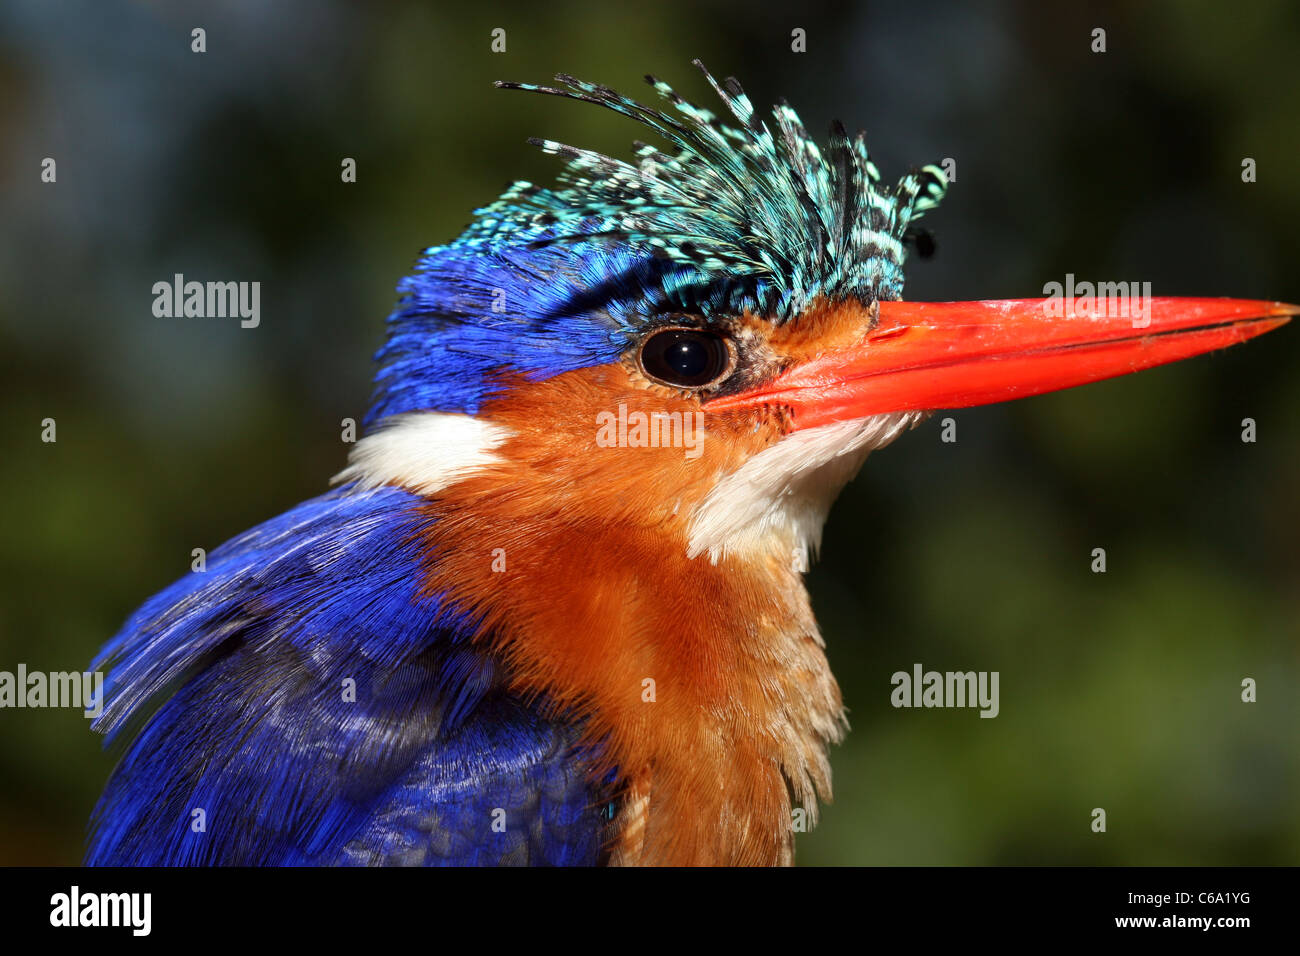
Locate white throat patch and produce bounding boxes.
[332,412,511,496]
[686,412,925,564]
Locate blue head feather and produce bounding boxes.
[366,60,948,424]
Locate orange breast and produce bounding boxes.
[415,362,845,865]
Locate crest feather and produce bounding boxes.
[474,60,948,318]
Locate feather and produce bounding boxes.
[88,486,611,865]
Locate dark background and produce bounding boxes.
[1,0,1296,865]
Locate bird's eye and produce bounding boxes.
[637,327,731,389]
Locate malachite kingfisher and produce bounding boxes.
[87,62,1294,867]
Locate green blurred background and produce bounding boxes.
[1,0,1297,865]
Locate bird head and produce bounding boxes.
[342,63,1291,578]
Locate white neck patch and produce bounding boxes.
[686,412,925,564]
[332,412,511,496]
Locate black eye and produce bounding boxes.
[637,327,731,389]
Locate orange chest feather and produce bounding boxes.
[421,507,842,865]
[414,366,846,865]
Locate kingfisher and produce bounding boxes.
[87,63,1293,867]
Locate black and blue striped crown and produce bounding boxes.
[465,60,948,319]
[368,63,949,422]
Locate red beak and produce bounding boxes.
[704,297,1295,430]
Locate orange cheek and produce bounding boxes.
[472,363,782,519]
[724,298,878,374]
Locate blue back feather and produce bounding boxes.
[88,487,610,865]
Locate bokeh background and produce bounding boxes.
[1,0,1297,865]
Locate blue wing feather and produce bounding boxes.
[87,485,609,865]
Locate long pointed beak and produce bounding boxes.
[704,298,1295,430]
